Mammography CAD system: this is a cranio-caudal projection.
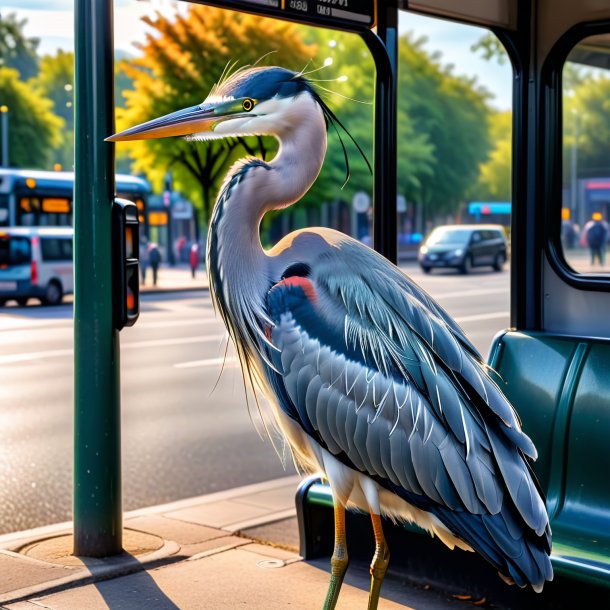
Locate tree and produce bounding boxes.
[117,6,316,234]
[0,67,62,168]
[399,34,492,224]
[564,75,610,180]
[31,50,74,169]
[297,29,434,226]
[301,30,491,231]
[0,12,39,80]
[477,110,511,200]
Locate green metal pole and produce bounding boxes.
[73,0,122,556]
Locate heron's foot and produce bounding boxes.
[322,549,349,610]
[322,502,349,610]
[367,515,390,610]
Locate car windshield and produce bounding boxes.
[0,235,31,266]
[426,228,472,246]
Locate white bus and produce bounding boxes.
[0,227,73,306]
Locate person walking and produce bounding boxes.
[189,242,199,278]
[148,242,162,286]
[586,212,608,267]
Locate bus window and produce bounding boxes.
[40,236,73,262]
[18,196,72,226]
[0,235,31,266]
[562,34,610,275]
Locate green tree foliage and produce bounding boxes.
[563,74,610,180]
[399,34,492,222]
[31,50,74,169]
[470,33,508,66]
[0,12,39,80]
[117,5,315,232]
[0,67,62,168]
[300,30,490,228]
[477,110,511,200]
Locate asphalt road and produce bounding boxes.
[0,263,509,535]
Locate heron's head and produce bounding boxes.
[107,66,327,143]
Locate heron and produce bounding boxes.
[108,65,553,608]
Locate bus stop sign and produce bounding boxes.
[185,0,377,31]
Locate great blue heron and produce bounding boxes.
[108,65,553,609]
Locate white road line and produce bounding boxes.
[140,318,221,329]
[433,288,507,299]
[124,335,225,349]
[174,356,239,369]
[454,311,509,323]
[0,335,226,365]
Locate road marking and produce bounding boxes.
[433,288,507,299]
[174,356,239,369]
[124,335,225,349]
[0,335,226,365]
[140,318,221,329]
[454,311,509,323]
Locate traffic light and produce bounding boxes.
[112,198,139,329]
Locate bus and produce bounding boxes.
[0,169,150,235]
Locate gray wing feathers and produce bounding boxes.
[315,246,537,461]
[274,316,501,515]
[271,241,546,541]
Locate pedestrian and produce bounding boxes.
[189,242,199,278]
[140,236,149,285]
[148,242,162,286]
[585,212,608,266]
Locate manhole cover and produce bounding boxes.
[18,529,164,566]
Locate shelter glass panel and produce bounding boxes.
[397,9,512,356]
[562,34,610,275]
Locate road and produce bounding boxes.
[0,264,508,535]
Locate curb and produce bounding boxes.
[0,476,300,606]
[0,537,180,606]
[0,475,299,551]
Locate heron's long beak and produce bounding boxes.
[106,104,224,142]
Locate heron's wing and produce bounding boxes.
[264,240,551,587]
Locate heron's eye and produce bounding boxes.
[242,98,255,112]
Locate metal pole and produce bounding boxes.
[366,1,398,263]
[0,106,8,167]
[74,0,122,556]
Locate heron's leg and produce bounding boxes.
[322,501,349,610]
[367,513,390,610]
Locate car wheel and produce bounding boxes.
[42,281,63,306]
[421,265,432,274]
[493,252,505,272]
[16,297,28,307]
[460,255,473,274]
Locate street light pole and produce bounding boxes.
[0,106,8,168]
[570,109,579,217]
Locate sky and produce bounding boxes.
[1,0,512,110]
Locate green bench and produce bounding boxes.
[488,330,610,588]
[296,330,610,599]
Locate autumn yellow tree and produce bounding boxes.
[117,6,316,234]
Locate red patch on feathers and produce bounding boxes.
[277,276,318,304]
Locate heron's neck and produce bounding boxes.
[210,98,327,277]
[206,97,326,338]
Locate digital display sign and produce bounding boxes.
[185,0,376,31]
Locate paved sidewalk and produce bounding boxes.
[139,263,209,294]
[0,477,470,610]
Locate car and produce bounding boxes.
[0,227,73,306]
[418,224,507,274]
